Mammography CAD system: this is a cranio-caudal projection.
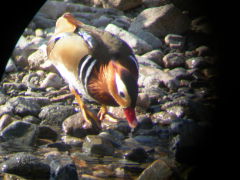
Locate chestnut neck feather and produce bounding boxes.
[87,62,118,106]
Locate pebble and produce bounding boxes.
[167,67,188,79]
[129,4,190,37]
[152,111,177,125]
[105,24,152,55]
[38,125,58,141]
[47,154,78,180]
[0,121,39,146]
[138,159,172,180]
[40,72,64,89]
[162,52,185,68]
[165,105,185,118]
[27,48,48,70]
[111,15,131,29]
[134,30,163,49]
[101,0,142,10]
[5,58,17,73]
[164,33,185,49]
[0,152,50,179]
[4,96,42,116]
[185,57,205,69]
[124,147,148,163]
[0,114,15,131]
[62,112,100,138]
[39,105,76,126]
[134,135,160,146]
[136,93,151,108]
[82,135,115,156]
[91,15,113,27]
[141,49,164,66]
[22,115,41,124]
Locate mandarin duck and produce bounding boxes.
[47,13,139,129]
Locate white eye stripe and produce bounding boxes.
[129,55,139,70]
[115,73,127,97]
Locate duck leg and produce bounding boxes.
[98,105,118,122]
[70,87,101,129]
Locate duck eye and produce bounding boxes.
[119,91,125,98]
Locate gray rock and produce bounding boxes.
[111,16,131,29]
[152,111,177,125]
[62,112,100,138]
[136,93,150,108]
[0,114,16,131]
[47,154,78,180]
[141,49,164,66]
[38,125,58,141]
[27,47,48,70]
[124,147,148,163]
[195,45,211,57]
[164,34,185,49]
[98,129,125,147]
[82,135,115,156]
[40,72,64,89]
[142,0,171,7]
[0,121,39,146]
[4,96,42,116]
[139,65,179,90]
[167,67,187,79]
[91,15,113,27]
[134,135,160,146]
[0,152,50,179]
[0,92,9,105]
[134,30,163,49]
[101,0,142,11]
[39,105,76,126]
[129,4,190,37]
[185,57,205,69]
[39,1,67,19]
[162,52,185,68]
[137,55,161,69]
[105,24,152,55]
[33,13,55,29]
[137,159,172,180]
[22,115,41,124]
[5,58,17,73]
[166,105,185,118]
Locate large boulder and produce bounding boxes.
[129,4,190,37]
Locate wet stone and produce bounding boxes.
[0,152,50,179]
[152,111,177,125]
[0,121,39,146]
[185,57,206,69]
[124,147,148,163]
[4,96,41,117]
[134,135,160,146]
[0,114,15,131]
[82,135,115,156]
[39,104,76,126]
[165,33,185,49]
[98,129,125,147]
[38,125,58,141]
[47,154,78,180]
[22,115,41,124]
[138,159,172,180]
[40,72,65,89]
[165,105,185,118]
[162,52,185,69]
[62,112,100,138]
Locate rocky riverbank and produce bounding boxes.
[0,0,218,179]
